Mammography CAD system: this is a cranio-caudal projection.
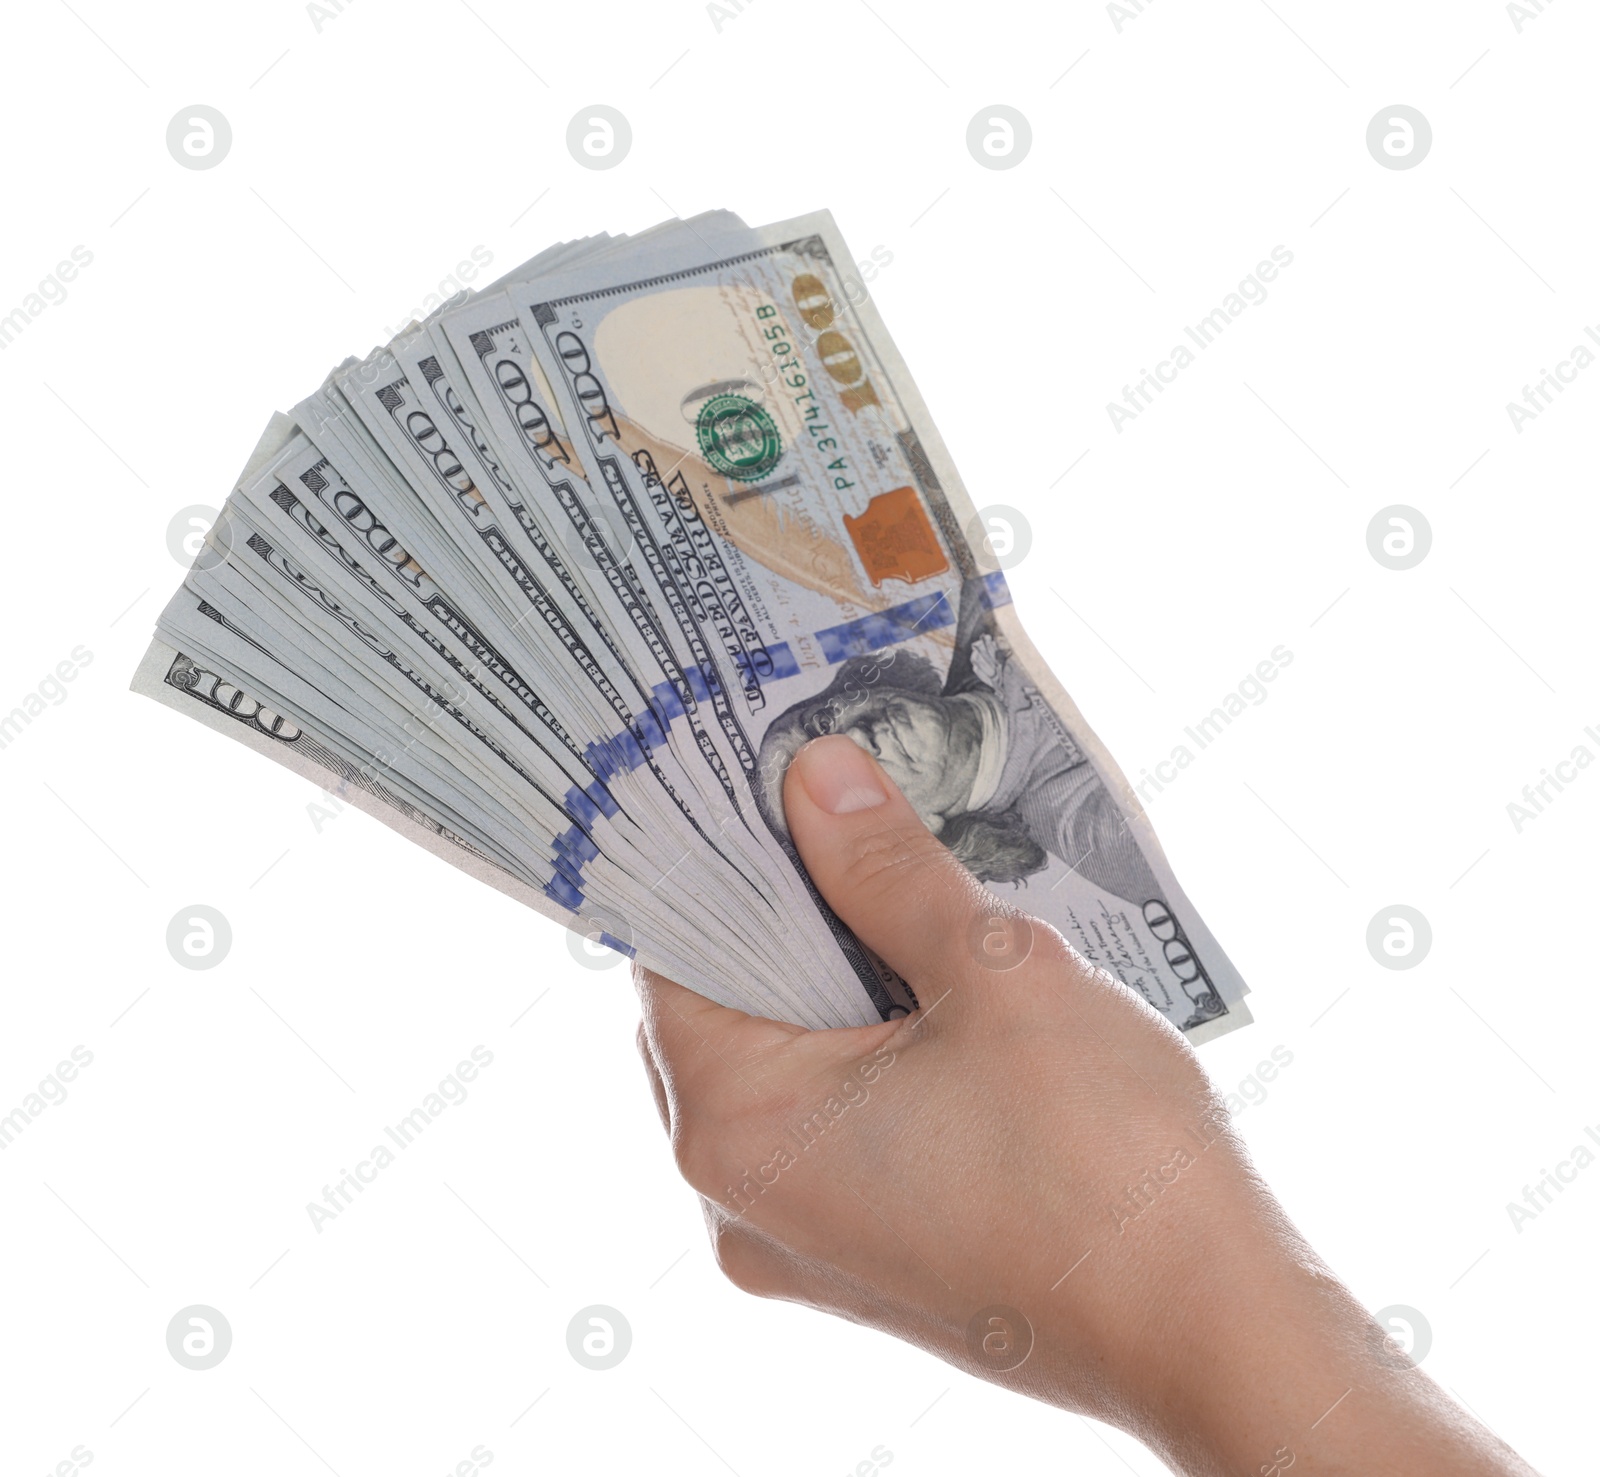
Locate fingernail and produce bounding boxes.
[795,735,889,815]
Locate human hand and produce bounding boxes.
[634,734,1536,1476]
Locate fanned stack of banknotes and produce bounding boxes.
[135,209,1251,1040]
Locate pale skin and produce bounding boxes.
[634,734,1539,1477]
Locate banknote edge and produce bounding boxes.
[127,636,639,967]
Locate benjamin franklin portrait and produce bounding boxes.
[755,577,1162,905]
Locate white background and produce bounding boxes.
[1,0,1595,1472]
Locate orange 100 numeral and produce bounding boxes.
[790,273,882,414]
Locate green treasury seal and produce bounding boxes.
[695,393,783,482]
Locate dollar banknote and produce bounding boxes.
[135,211,1252,1041]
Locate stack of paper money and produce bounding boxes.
[135,210,1250,1040]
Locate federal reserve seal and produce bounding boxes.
[695,393,783,482]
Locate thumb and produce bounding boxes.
[783,734,1009,989]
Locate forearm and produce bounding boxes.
[1108,1217,1537,1476]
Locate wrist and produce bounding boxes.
[1110,1208,1532,1477]
[1131,1229,1370,1474]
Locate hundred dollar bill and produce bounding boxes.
[135,212,1253,1042]
[306,349,864,1013]
[155,404,845,1015]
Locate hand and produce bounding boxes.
[634,734,1536,1476]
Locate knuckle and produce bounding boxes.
[707,1218,774,1298]
[839,823,941,910]
[670,1124,723,1194]
[1025,920,1078,972]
